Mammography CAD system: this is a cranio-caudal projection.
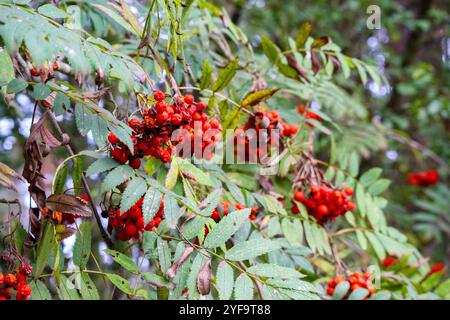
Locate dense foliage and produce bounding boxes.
[0,0,448,300]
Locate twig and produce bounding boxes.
[47,111,114,248]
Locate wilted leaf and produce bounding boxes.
[46,193,91,217]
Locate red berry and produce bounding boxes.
[0,273,4,285]
[197,102,207,111]
[108,132,120,144]
[294,191,304,201]
[318,205,329,216]
[129,158,141,169]
[4,274,16,286]
[183,94,195,105]
[124,222,138,238]
[154,90,166,102]
[19,284,32,297]
[344,187,353,196]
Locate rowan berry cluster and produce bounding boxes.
[234,110,298,162]
[407,170,439,187]
[109,91,222,165]
[0,263,33,300]
[291,185,355,225]
[107,197,164,241]
[326,271,375,299]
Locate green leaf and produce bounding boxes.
[157,238,171,273]
[12,219,27,255]
[181,216,210,239]
[92,4,140,36]
[225,239,280,261]
[90,115,108,146]
[106,274,132,295]
[57,275,80,300]
[199,59,212,89]
[204,208,251,248]
[120,177,147,213]
[164,194,180,228]
[240,88,279,108]
[355,184,366,217]
[295,22,312,49]
[365,231,386,260]
[200,189,222,217]
[165,160,179,190]
[281,218,303,247]
[0,49,14,87]
[234,274,254,300]
[261,35,281,64]
[212,59,239,92]
[6,79,28,94]
[35,221,55,278]
[73,221,91,269]
[38,4,68,19]
[72,157,83,196]
[79,273,100,300]
[53,92,70,115]
[247,264,305,279]
[348,152,359,177]
[177,159,214,186]
[104,249,138,274]
[370,290,391,300]
[435,278,450,299]
[142,187,163,225]
[86,157,119,176]
[53,162,68,194]
[359,168,382,187]
[368,179,391,196]
[30,280,52,300]
[101,165,134,192]
[332,281,350,300]
[108,123,134,155]
[142,272,171,287]
[348,288,370,300]
[33,83,52,100]
[75,103,92,136]
[216,261,234,300]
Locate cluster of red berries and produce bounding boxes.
[297,104,321,128]
[326,271,375,299]
[407,170,439,187]
[0,264,33,300]
[291,185,355,225]
[109,91,222,165]
[107,197,164,241]
[234,110,298,162]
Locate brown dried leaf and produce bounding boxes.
[46,194,92,217]
[197,259,212,295]
[166,246,194,279]
[312,36,331,49]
